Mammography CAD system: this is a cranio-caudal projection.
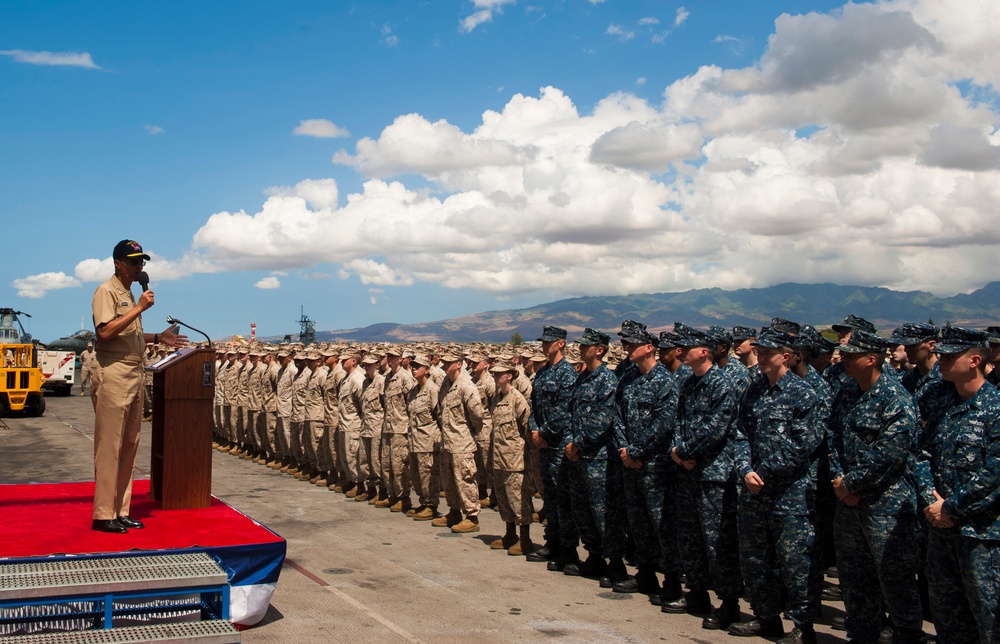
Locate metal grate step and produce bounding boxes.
[1,554,214,578]
[0,619,240,643]
[0,553,228,601]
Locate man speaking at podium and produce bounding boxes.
[90,239,187,533]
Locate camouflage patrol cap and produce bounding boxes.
[489,359,517,374]
[385,346,404,357]
[537,326,568,342]
[519,349,534,359]
[617,320,647,342]
[410,354,432,369]
[577,328,610,346]
[657,331,677,349]
[618,320,655,345]
[832,315,877,334]
[732,326,757,343]
[836,329,890,354]
[465,351,487,363]
[985,326,1000,345]
[707,325,733,347]
[439,353,463,364]
[530,352,547,363]
[752,328,796,350]
[673,322,695,338]
[674,328,714,348]
[361,355,379,366]
[932,326,989,355]
[770,317,801,336]
[889,323,938,346]
[796,324,838,353]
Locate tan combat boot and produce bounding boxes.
[431,509,461,527]
[412,507,435,521]
[508,525,535,556]
[451,516,481,534]
[375,498,392,508]
[491,523,518,549]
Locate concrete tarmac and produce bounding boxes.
[1,388,869,644]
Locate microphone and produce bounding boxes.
[136,271,150,292]
[166,315,212,347]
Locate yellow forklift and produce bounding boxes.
[0,308,46,417]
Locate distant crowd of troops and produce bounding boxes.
[206,316,1000,644]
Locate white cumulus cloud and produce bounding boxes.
[293,119,351,139]
[255,276,281,289]
[11,272,81,298]
[145,125,164,136]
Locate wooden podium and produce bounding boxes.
[148,347,216,509]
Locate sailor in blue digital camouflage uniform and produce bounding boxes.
[613,320,643,393]
[892,323,943,417]
[985,327,1000,388]
[729,327,822,644]
[709,325,752,397]
[913,326,1000,644]
[789,326,837,600]
[666,327,744,629]
[613,322,683,603]
[733,326,758,373]
[526,326,581,570]
[563,328,627,585]
[827,328,925,644]
[658,331,684,374]
[825,314,878,393]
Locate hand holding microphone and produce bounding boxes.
[136,271,155,311]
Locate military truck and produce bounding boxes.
[0,309,46,416]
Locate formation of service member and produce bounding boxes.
[205,317,1000,643]
[78,341,97,396]
[90,239,186,534]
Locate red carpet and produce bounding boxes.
[0,479,283,559]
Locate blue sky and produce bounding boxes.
[3,0,998,343]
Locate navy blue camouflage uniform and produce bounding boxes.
[672,363,744,600]
[913,331,1000,644]
[531,354,581,555]
[619,362,681,574]
[568,362,627,559]
[736,368,823,627]
[828,366,924,644]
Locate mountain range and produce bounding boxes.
[291,281,1000,344]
